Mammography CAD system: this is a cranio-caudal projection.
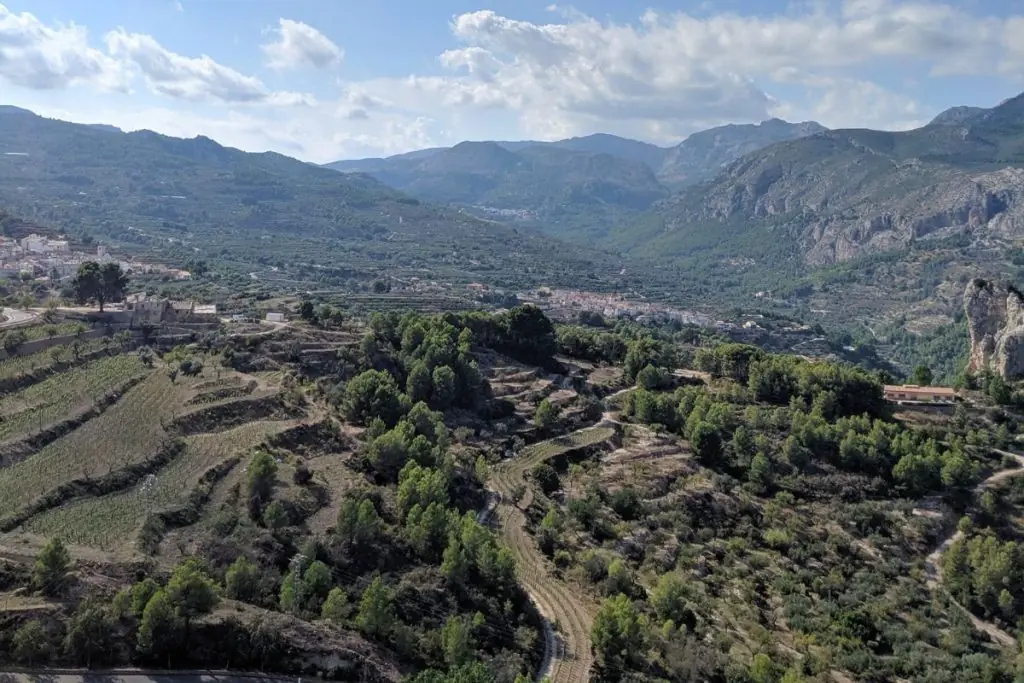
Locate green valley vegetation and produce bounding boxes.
[0,272,1023,682]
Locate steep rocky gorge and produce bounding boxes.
[965,278,1024,379]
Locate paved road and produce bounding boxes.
[0,308,37,328]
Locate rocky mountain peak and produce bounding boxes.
[965,278,1024,378]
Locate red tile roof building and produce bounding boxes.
[884,385,957,404]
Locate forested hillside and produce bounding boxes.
[0,301,1020,683]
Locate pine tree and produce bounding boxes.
[136,590,182,666]
[356,576,396,639]
[32,538,70,596]
[322,587,349,623]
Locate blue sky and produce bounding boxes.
[3,0,1024,162]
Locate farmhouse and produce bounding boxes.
[124,294,219,325]
[884,384,958,405]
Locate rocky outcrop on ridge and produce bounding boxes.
[965,278,1024,379]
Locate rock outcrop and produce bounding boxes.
[965,278,1024,378]
[645,92,1024,267]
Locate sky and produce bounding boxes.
[2,0,1024,163]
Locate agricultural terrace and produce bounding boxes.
[520,426,616,463]
[0,361,289,524]
[0,338,109,385]
[22,419,302,550]
[0,354,146,442]
[15,322,93,343]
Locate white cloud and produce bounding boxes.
[5,0,1024,161]
[807,76,926,130]
[416,1,1023,142]
[1002,17,1024,75]
[262,19,342,70]
[0,4,127,90]
[335,87,387,120]
[105,29,314,106]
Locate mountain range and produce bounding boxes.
[3,92,1024,335]
[0,105,634,293]
[630,93,1024,268]
[325,119,826,238]
[328,95,1024,272]
[326,94,1024,333]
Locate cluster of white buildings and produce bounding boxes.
[0,233,85,279]
[0,235,192,283]
[530,288,713,327]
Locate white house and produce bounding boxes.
[265,312,286,323]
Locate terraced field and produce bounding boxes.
[0,370,183,521]
[520,426,616,462]
[0,354,146,442]
[488,426,618,683]
[22,419,301,549]
[0,339,109,384]
[17,322,88,342]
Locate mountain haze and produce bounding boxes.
[325,118,828,239]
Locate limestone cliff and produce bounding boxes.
[965,278,1024,378]
[643,92,1024,267]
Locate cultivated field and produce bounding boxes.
[520,426,616,462]
[0,338,109,385]
[22,419,301,550]
[0,354,146,442]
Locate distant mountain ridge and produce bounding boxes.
[326,119,827,186]
[622,91,1024,271]
[325,118,828,239]
[0,105,628,291]
[327,139,668,239]
[657,119,827,186]
[929,106,988,126]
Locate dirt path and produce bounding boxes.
[924,448,1024,649]
[599,386,635,426]
[488,433,597,683]
[0,308,37,328]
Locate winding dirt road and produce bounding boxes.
[924,448,1024,648]
[488,436,598,683]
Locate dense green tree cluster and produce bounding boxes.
[944,532,1024,624]
[747,355,887,420]
[621,349,983,497]
[297,298,345,328]
[72,558,222,668]
[339,312,495,424]
[556,325,628,364]
[364,401,450,481]
[456,305,558,367]
[441,514,517,596]
[693,343,765,383]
